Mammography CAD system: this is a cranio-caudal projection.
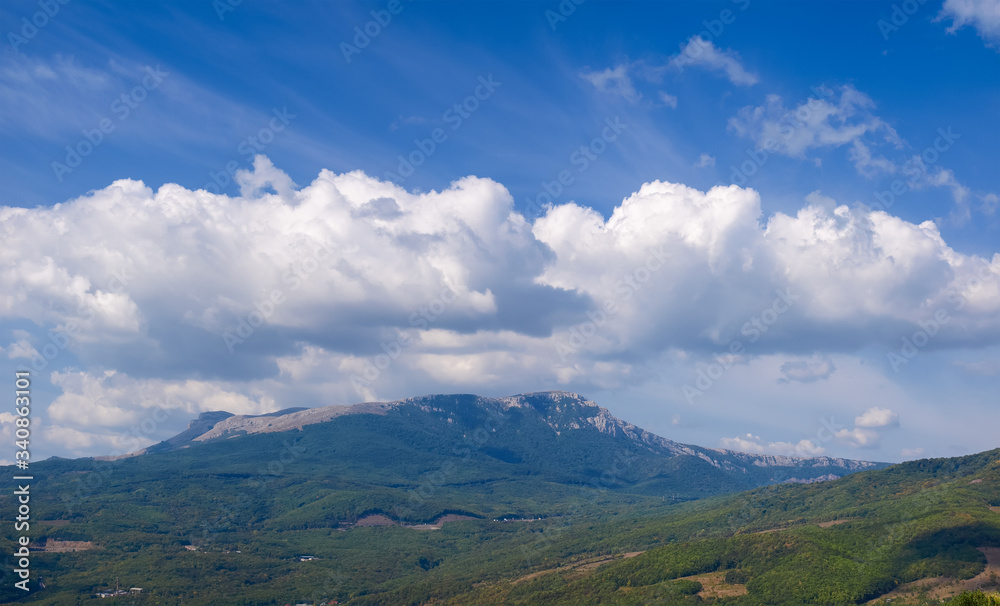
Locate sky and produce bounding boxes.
[0,0,998,465]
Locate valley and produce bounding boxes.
[0,392,996,605]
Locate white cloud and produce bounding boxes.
[730,84,988,222]
[835,427,881,448]
[4,338,38,360]
[938,0,1000,48]
[669,36,758,86]
[659,92,678,108]
[849,140,897,178]
[981,193,999,216]
[580,64,639,102]
[901,447,925,458]
[0,55,114,139]
[720,433,825,456]
[47,370,275,427]
[695,153,716,168]
[2,160,999,456]
[728,85,901,158]
[923,167,972,225]
[855,406,900,428]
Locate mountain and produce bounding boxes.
[144,391,884,492]
[2,391,936,605]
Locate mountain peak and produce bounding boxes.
[144,392,884,484]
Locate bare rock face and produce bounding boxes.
[192,401,394,441]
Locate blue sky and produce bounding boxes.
[1,0,998,464]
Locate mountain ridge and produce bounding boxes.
[144,390,883,480]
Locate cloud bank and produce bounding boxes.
[2,157,998,456]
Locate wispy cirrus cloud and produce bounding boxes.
[580,64,640,102]
[668,36,758,86]
[579,36,757,103]
[729,84,995,224]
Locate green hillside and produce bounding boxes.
[0,395,993,604]
[445,449,1000,605]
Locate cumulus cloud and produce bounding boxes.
[535,181,1000,362]
[2,158,999,455]
[38,369,284,456]
[720,433,825,456]
[696,153,716,168]
[779,356,835,383]
[834,427,880,448]
[938,0,1000,48]
[855,406,900,428]
[669,36,758,86]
